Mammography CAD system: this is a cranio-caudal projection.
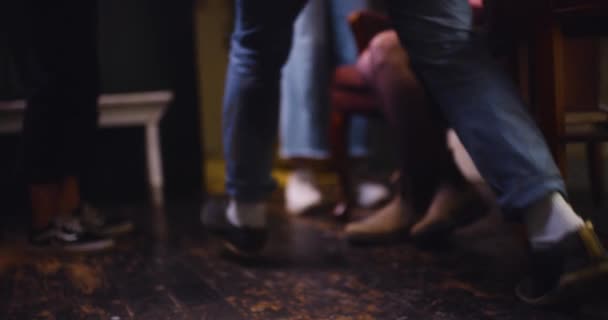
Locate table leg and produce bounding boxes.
[146,123,164,206]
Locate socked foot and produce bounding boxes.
[201,199,268,256]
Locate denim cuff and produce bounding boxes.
[498,175,567,221]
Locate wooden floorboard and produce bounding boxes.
[1,198,607,319]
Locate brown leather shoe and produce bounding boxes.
[344,195,415,244]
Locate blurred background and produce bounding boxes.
[2,0,607,213]
[1,1,608,318]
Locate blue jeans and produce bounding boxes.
[223,0,565,215]
[279,0,369,159]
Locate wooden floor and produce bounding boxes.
[1,195,608,320]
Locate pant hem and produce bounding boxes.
[499,175,566,220]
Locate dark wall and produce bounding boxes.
[0,0,203,214]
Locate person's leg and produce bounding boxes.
[21,0,64,233]
[279,0,331,215]
[386,0,564,217]
[204,0,307,254]
[58,177,81,218]
[387,0,606,303]
[29,184,60,231]
[359,31,486,240]
[279,0,391,215]
[224,0,307,204]
[23,0,83,233]
[22,0,113,251]
[48,0,99,219]
[347,30,472,242]
[55,1,132,237]
[280,0,331,161]
[280,0,372,160]
[23,0,99,155]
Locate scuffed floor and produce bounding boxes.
[1,197,607,320]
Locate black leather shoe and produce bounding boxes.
[516,221,608,305]
[201,199,268,256]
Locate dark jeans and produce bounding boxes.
[223,0,565,217]
[17,0,99,196]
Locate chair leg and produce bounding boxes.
[586,141,604,207]
[329,110,355,220]
[146,123,164,207]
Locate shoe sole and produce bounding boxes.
[201,199,268,257]
[410,199,488,243]
[346,228,410,246]
[206,224,266,257]
[516,261,608,305]
[95,223,134,237]
[286,201,335,217]
[28,238,115,254]
[410,220,459,245]
[62,239,116,253]
[221,240,264,258]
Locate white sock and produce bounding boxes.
[357,181,390,208]
[524,192,584,249]
[226,199,267,228]
[285,169,322,215]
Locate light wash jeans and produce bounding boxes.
[222,0,565,217]
[279,0,369,159]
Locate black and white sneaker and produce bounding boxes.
[29,218,114,253]
[76,204,133,237]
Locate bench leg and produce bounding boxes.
[146,123,164,206]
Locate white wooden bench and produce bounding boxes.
[0,90,172,204]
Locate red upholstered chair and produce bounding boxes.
[329,1,485,219]
[328,12,389,219]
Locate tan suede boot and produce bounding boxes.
[344,195,414,244]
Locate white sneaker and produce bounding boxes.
[356,181,391,209]
[285,169,323,215]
